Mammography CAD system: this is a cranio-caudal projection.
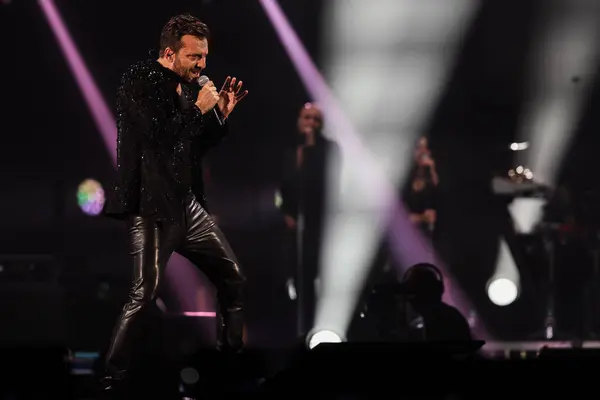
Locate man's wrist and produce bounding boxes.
[195,103,208,115]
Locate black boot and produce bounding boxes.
[216,307,244,354]
[96,368,127,399]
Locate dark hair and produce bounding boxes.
[159,14,210,57]
[402,263,444,301]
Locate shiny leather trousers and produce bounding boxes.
[105,194,245,374]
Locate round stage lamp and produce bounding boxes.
[487,278,518,306]
[77,179,105,216]
[306,329,344,350]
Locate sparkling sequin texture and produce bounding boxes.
[103,59,229,223]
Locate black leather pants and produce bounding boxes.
[104,194,245,374]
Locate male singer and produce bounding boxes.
[101,14,248,392]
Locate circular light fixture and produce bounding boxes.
[487,278,518,306]
[77,179,105,216]
[306,329,344,350]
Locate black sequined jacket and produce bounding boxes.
[103,59,228,223]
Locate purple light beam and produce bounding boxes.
[39,0,116,166]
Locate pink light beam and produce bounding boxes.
[39,0,116,166]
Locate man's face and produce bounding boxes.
[297,106,323,135]
[170,35,208,82]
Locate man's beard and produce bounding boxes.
[173,57,193,82]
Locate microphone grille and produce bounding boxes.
[197,75,209,86]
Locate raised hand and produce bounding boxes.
[217,76,248,119]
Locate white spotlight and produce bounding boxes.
[509,142,529,151]
[306,329,343,350]
[487,278,518,306]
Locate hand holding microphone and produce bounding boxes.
[195,76,220,115]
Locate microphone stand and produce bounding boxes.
[541,229,556,340]
[295,140,307,337]
[295,131,317,336]
[584,230,600,339]
[529,224,573,341]
[295,209,305,337]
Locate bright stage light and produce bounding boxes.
[77,179,105,216]
[306,329,344,350]
[509,142,529,151]
[487,278,518,306]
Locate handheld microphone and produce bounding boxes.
[197,75,223,126]
[197,74,210,87]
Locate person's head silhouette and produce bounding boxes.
[401,263,444,313]
[401,263,473,341]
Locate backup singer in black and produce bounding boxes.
[279,103,340,335]
[100,14,248,391]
